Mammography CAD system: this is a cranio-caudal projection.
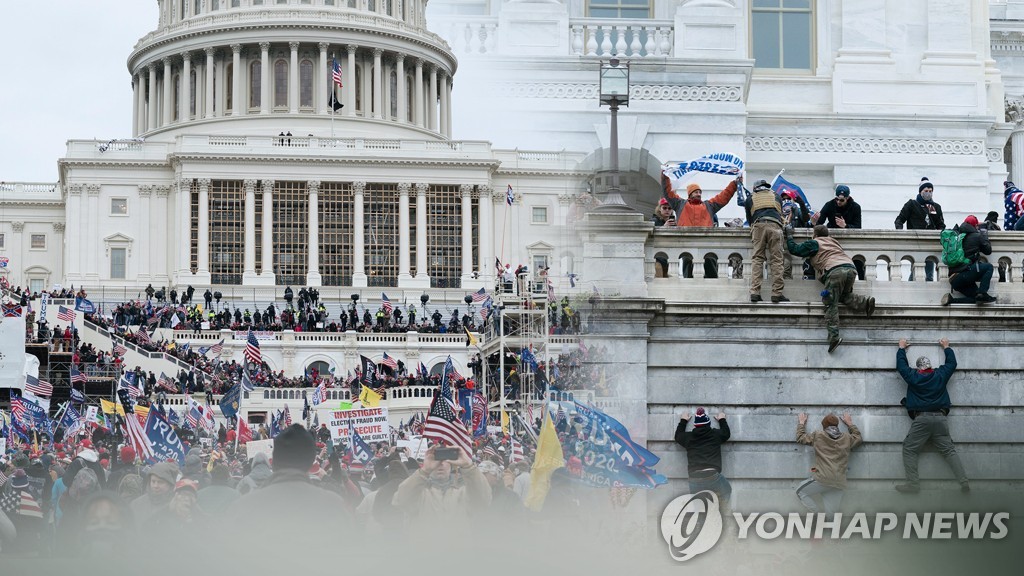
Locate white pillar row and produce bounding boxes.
[231,44,242,116]
[259,42,271,115]
[346,45,357,116]
[176,179,192,281]
[289,42,299,114]
[439,73,449,138]
[398,182,412,282]
[1012,129,1024,186]
[148,63,158,131]
[353,181,367,287]
[396,54,407,123]
[243,179,257,278]
[86,185,100,280]
[372,49,383,119]
[261,179,275,279]
[445,75,453,137]
[307,180,322,287]
[478,185,493,282]
[139,186,153,280]
[428,65,438,132]
[154,186,170,282]
[162,58,173,126]
[204,47,216,118]
[65,186,82,280]
[460,184,473,282]
[413,59,424,127]
[318,42,329,115]
[180,52,192,122]
[415,182,428,282]
[197,178,211,275]
[132,75,140,135]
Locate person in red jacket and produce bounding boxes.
[662,176,742,278]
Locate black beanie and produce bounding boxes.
[919,177,933,193]
[272,425,317,471]
[986,211,999,222]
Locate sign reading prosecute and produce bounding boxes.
[320,407,390,444]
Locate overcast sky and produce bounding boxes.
[0,2,157,183]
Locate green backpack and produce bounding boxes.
[940,229,969,267]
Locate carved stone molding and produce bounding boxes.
[307,180,321,195]
[11,221,24,232]
[558,193,574,205]
[138,185,153,197]
[53,222,65,233]
[353,181,366,194]
[177,179,193,194]
[86,184,101,196]
[67,184,84,196]
[154,185,171,197]
[397,182,412,195]
[460,183,473,197]
[243,179,257,192]
[483,82,743,102]
[261,179,275,194]
[1006,97,1024,126]
[744,136,985,156]
[414,183,427,195]
[197,178,212,189]
[987,148,1004,163]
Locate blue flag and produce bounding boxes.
[145,411,186,466]
[573,402,660,468]
[350,427,373,464]
[75,297,96,314]
[219,384,241,419]
[269,410,282,438]
[69,388,86,404]
[59,405,82,434]
[167,408,181,426]
[771,174,810,210]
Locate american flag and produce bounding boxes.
[113,343,128,357]
[510,437,525,463]
[443,356,464,382]
[0,490,43,520]
[0,469,7,487]
[156,372,177,393]
[381,293,393,313]
[470,287,488,303]
[9,396,27,423]
[480,297,493,320]
[311,382,326,406]
[332,57,343,87]
[482,444,498,460]
[210,339,224,355]
[24,375,53,397]
[57,305,75,322]
[119,374,142,399]
[380,352,398,370]
[506,184,515,206]
[70,367,87,384]
[135,326,151,345]
[244,329,261,365]
[555,404,567,427]
[423,360,472,455]
[118,389,155,462]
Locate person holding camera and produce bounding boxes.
[786,225,876,353]
[744,179,788,303]
[795,412,862,516]
[392,445,492,522]
[674,408,731,508]
[894,338,969,494]
[942,215,996,305]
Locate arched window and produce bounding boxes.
[274,59,288,108]
[354,64,363,112]
[226,63,234,112]
[250,60,261,108]
[307,360,332,377]
[189,69,197,117]
[299,59,314,108]
[173,74,180,120]
[389,69,397,118]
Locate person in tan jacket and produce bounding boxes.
[795,412,862,516]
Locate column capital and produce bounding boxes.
[181,51,192,64]
[558,192,574,205]
[177,178,193,193]
[492,186,505,204]
[204,46,216,57]
[414,58,423,69]
[243,179,258,192]
[162,56,173,67]
[308,180,321,194]
[318,42,329,51]
[148,61,159,72]
[261,179,275,193]
[67,184,84,196]
[230,43,242,55]
[460,183,473,197]
[347,44,358,53]
[415,182,428,195]
[139,185,153,197]
[52,222,66,233]
[396,53,406,63]
[155,185,171,197]
[353,181,366,193]
[11,221,24,232]
[397,182,412,195]
[197,178,212,189]
[86,184,101,196]
[373,48,383,57]
[259,42,270,52]
[289,41,300,51]
[479,184,493,195]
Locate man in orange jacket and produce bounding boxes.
[662,175,742,278]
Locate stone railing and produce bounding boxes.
[183,135,493,155]
[645,228,1024,305]
[0,182,59,197]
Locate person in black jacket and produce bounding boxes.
[894,338,968,493]
[941,216,996,305]
[815,185,862,230]
[895,178,945,281]
[674,407,732,507]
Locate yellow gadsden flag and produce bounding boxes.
[524,411,565,512]
[500,410,510,436]
[100,399,125,416]
[465,327,478,347]
[359,385,382,408]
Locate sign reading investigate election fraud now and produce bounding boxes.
[320,407,390,443]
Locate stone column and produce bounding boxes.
[132,74,140,135]
[261,180,275,280]
[307,180,322,286]
[260,42,270,114]
[413,59,423,127]
[243,179,257,280]
[139,185,153,280]
[460,184,473,283]
[154,186,170,283]
[415,183,428,282]
[289,42,299,114]
[197,178,211,275]
[346,45,357,116]
[428,65,438,132]
[479,185,494,283]
[445,76,453,137]
[1012,129,1024,185]
[396,54,407,123]
[86,185,100,281]
[65,185,83,281]
[372,49,383,119]
[181,52,192,121]
[353,181,367,287]
[231,44,242,116]
[52,222,66,283]
[176,179,192,281]
[398,182,412,283]
[148,63,158,130]
[439,73,450,138]
[204,47,215,118]
[162,58,173,126]
[318,42,329,115]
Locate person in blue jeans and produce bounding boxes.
[674,408,732,507]
[941,216,996,305]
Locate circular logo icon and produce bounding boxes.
[660,490,723,561]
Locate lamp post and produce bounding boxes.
[597,58,630,211]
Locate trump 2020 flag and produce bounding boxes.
[350,426,374,465]
[145,410,186,466]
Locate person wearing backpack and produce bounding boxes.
[895,178,945,281]
[940,215,995,305]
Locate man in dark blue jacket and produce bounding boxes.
[895,338,969,493]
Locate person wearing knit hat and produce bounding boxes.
[674,408,732,507]
[895,177,945,281]
[941,215,996,305]
[895,337,969,493]
[795,411,862,516]
[661,174,744,279]
[131,460,179,523]
[815,184,862,230]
